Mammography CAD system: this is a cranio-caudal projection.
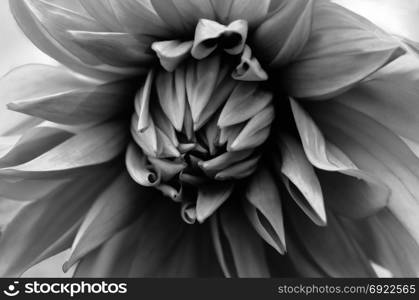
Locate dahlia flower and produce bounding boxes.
[0,0,419,278]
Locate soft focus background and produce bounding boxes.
[0,0,56,76]
[0,0,418,277]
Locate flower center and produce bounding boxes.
[126,19,274,224]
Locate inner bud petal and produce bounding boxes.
[127,54,274,223]
[191,19,248,59]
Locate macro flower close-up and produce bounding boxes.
[0,0,419,278]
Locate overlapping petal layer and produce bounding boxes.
[0,0,418,279]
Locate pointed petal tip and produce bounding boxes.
[62,261,71,274]
[6,102,19,111]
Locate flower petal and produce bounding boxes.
[232,45,268,81]
[106,0,171,36]
[284,1,404,99]
[0,199,26,230]
[244,167,286,254]
[214,155,260,180]
[131,114,159,157]
[63,172,150,271]
[2,64,135,125]
[74,200,198,277]
[68,31,154,69]
[336,55,419,143]
[291,99,390,219]
[211,0,270,28]
[334,0,419,42]
[285,235,325,277]
[25,0,105,63]
[125,142,160,187]
[185,56,222,129]
[286,200,376,277]
[229,105,274,151]
[278,134,326,225]
[0,124,73,168]
[218,83,271,127]
[199,150,253,176]
[253,0,313,67]
[308,101,419,246]
[318,169,390,219]
[196,182,233,223]
[191,19,248,59]
[0,171,116,276]
[0,122,127,179]
[211,205,270,278]
[150,0,216,35]
[155,67,186,132]
[344,209,419,277]
[78,0,122,31]
[9,0,131,79]
[152,40,193,72]
[0,64,90,102]
[0,178,68,202]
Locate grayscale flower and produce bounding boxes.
[0,0,418,277]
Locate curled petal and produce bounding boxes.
[125,143,160,187]
[152,40,193,72]
[154,183,182,202]
[232,45,268,81]
[131,114,158,157]
[148,157,186,182]
[181,202,197,224]
[191,19,248,59]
